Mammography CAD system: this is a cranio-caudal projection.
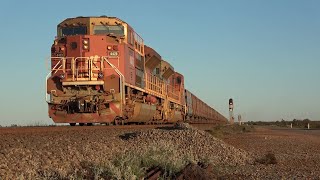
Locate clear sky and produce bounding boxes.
[0,0,319,126]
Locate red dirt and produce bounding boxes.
[219,126,320,179]
[0,125,169,178]
[1,125,319,179]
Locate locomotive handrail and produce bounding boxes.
[74,57,92,81]
[101,57,120,69]
[46,56,121,103]
[47,56,120,81]
[70,56,106,81]
[167,84,180,101]
[50,57,64,73]
[49,57,80,77]
[102,56,125,117]
[45,72,51,103]
[45,57,69,103]
[145,73,164,96]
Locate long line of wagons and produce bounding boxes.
[46,16,227,126]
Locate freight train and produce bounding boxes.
[46,16,227,126]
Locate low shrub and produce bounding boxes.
[207,124,254,138]
[38,140,195,179]
[255,152,277,165]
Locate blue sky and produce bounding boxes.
[0,0,319,126]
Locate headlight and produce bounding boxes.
[59,73,65,79]
[98,71,104,78]
[82,39,89,50]
[83,40,89,45]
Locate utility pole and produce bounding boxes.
[229,98,234,125]
[238,114,242,125]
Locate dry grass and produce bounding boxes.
[36,140,196,179]
[206,124,254,138]
[104,140,197,179]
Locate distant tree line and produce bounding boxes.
[247,119,320,129]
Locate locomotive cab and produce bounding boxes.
[47,17,136,124]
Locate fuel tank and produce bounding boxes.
[167,110,183,123]
[130,102,156,122]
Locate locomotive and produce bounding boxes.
[46,16,227,126]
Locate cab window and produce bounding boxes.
[94,25,124,36]
[128,29,134,45]
[61,26,87,36]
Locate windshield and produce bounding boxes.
[93,25,124,36]
[61,26,87,36]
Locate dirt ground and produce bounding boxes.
[0,125,158,179]
[219,126,320,179]
[0,125,320,179]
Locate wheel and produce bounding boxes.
[114,117,120,126]
[114,117,124,125]
[70,123,76,126]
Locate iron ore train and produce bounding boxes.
[46,16,227,126]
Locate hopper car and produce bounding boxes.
[46,16,227,126]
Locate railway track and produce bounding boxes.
[0,122,225,135]
[0,124,175,134]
